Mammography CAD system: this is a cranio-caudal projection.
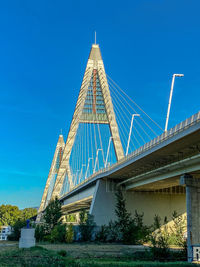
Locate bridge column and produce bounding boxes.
[180,174,200,262]
[90,179,116,225]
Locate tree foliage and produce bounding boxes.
[35,223,51,242]
[20,208,37,221]
[114,188,150,244]
[66,223,74,243]
[0,205,21,226]
[0,204,37,226]
[170,211,187,248]
[115,188,131,234]
[43,197,62,231]
[79,209,96,241]
[49,224,66,243]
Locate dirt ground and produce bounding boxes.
[40,243,148,258]
[0,241,148,257]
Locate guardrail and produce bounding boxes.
[62,111,200,196]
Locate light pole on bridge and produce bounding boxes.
[165,73,184,132]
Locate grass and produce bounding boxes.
[75,258,197,267]
[0,244,197,267]
[0,246,68,267]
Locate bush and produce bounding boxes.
[95,225,109,242]
[66,223,74,243]
[50,224,66,243]
[106,220,121,242]
[150,215,171,260]
[170,211,187,247]
[35,223,51,242]
[124,218,142,244]
[123,211,151,245]
[7,219,26,241]
[57,250,67,257]
[79,210,96,241]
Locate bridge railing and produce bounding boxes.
[65,111,200,194]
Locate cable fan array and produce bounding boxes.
[60,74,163,196]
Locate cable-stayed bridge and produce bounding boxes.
[37,43,200,261]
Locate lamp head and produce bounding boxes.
[174,74,184,77]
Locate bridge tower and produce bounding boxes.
[36,134,65,222]
[51,43,124,199]
[38,43,124,217]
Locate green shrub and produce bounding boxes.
[126,211,151,245]
[35,223,51,242]
[150,215,170,260]
[79,210,96,241]
[66,223,74,243]
[50,224,66,243]
[107,220,121,242]
[170,211,187,247]
[57,250,67,257]
[7,219,26,241]
[95,225,109,242]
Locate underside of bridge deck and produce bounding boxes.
[108,128,200,181]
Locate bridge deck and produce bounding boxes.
[60,111,200,201]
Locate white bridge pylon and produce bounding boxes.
[50,44,124,199]
[37,43,163,218]
[36,134,65,221]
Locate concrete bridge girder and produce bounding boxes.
[123,153,200,191]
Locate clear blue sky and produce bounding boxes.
[0,0,199,208]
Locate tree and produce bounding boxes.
[43,197,62,230]
[0,205,21,226]
[115,188,131,234]
[0,205,37,227]
[115,189,150,244]
[20,208,37,221]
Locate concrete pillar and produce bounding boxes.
[180,174,200,262]
[90,179,116,225]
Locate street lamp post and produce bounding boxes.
[126,114,140,156]
[164,74,184,132]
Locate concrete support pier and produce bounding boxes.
[180,173,200,262]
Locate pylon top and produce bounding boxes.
[89,44,102,61]
[58,134,64,142]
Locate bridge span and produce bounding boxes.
[60,111,200,221]
[60,111,200,261]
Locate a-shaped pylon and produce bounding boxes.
[38,43,124,213]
